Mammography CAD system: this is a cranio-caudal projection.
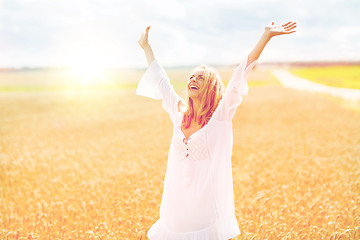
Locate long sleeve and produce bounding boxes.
[136,60,182,123]
[216,56,257,120]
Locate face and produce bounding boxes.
[187,69,205,99]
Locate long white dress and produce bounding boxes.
[136,56,257,240]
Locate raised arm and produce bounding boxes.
[136,26,183,123]
[138,26,155,66]
[217,21,296,120]
[247,21,297,68]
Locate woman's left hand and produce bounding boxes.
[265,21,297,38]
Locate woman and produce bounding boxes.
[137,21,296,240]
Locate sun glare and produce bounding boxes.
[70,61,110,87]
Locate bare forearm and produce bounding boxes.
[247,32,271,67]
[143,44,155,66]
[247,21,297,67]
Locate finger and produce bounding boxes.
[284,25,296,30]
[286,25,297,31]
[286,22,297,28]
[282,21,293,27]
[284,23,297,30]
[144,27,150,39]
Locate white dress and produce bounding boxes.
[136,56,257,240]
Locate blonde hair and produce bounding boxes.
[181,65,225,129]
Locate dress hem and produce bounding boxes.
[147,215,240,240]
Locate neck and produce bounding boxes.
[191,97,200,122]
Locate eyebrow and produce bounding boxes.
[190,74,204,78]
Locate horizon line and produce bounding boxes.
[0,60,359,71]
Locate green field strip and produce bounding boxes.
[290,66,360,89]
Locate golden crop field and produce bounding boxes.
[290,65,360,89]
[1,68,360,239]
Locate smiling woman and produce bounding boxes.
[137,22,297,240]
[182,65,224,130]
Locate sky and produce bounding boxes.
[0,0,359,68]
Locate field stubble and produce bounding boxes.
[0,69,360,239]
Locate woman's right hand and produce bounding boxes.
[138,26,155,65]
[138,26,151,49]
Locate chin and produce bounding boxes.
[188,93,200,100]
[187,88,201,99]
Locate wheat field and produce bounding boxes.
[1,68,360,239]
[290,65,360,89]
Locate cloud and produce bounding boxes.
[0,0,359,67]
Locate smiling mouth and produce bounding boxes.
[189,85,199,90]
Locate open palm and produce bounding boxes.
[138,26,151,49]
[265,21,297,37]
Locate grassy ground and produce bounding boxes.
[0,69,359,239]
[290,65,360,89]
